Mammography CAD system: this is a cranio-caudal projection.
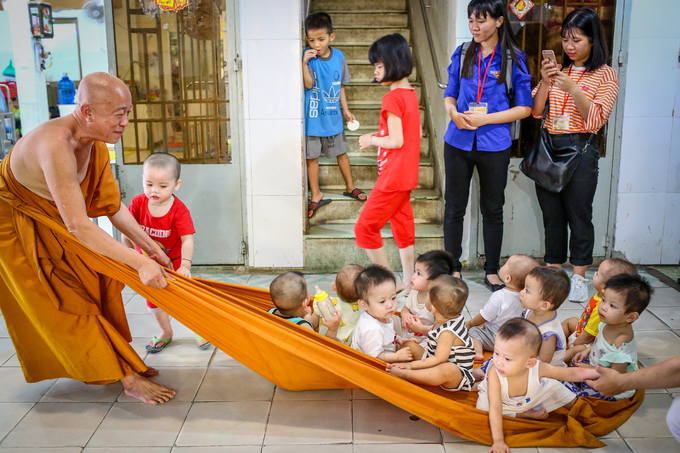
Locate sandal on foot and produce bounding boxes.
[196,335,211,350]
[308,199,332,218]
[146,336,172,353]
[343,188,367,202]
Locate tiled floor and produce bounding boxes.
[0,270,679,452]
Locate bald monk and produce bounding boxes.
[0,72,176,404]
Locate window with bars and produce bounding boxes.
[113,0,231,165]
[508,0,617,157]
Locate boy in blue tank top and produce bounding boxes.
[303,12,366,218]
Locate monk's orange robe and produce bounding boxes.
[0,142,147,384]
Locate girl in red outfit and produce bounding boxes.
[356,33,421,292]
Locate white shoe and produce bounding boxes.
[568,274,588,303]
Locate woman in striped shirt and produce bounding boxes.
[531,8,619,303]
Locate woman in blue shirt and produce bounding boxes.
[443,0,532,290]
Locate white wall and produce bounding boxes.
[614,0,680,264]
[0,12,13,79]
[239,0,304,268]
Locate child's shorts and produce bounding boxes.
[440,364,474,392]
[469,325,496,351]
[306,133,347,159]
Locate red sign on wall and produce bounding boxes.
[155,0,187,12]
[510,0,534,20]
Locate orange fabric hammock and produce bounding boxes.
[0,146,642,449]
[6,201,643,449]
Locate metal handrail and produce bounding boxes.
[418,0,447,89]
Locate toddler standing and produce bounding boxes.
[355,33,421,290]
[565,273,653,400]
[121,153,208,352]
[467,254,539,360]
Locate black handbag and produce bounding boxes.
[519,102,594,193]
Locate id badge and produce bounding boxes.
[553,114,570,131]
[469,102,488,114]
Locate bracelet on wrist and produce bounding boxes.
[181,258,192,264]
[369,135,373,144]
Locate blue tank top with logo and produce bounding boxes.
[304,48,346,137]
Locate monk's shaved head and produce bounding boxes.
[78,72,130,108]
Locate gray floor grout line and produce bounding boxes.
[0,401,38,446]
[81,399,117,450]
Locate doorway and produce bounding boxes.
[109,0,245,265]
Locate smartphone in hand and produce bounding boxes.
[542,49,557,65]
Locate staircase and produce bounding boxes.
[304,0,444,272]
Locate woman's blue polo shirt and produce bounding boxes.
[443,43,533,152]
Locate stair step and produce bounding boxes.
[344,129,429,157]
[328,12,408,28]
[318,155,434,190]
[344,83,421,104]
[333,44,413,62]
[309,189,442,226]
[311,0,406,13]
[345,104,425,129]
[304,223,444,272]
[348,62,417,83]
[332,28,410,45]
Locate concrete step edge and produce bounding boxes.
[318,155,433,166]
[310,188,441,201]
[306,223,444,239]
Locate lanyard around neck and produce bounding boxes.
[477,45,497,104]
[560,65,587,116]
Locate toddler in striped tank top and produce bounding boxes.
[387,275,476,391]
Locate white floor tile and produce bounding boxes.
[352,399,442,443]
[176,401,270,446]
[617,393,675,438]
[356,444,447,453]
[634,331,680,358]
[0,449,82,453]
[144,339,214,368]
[174,447,261,453]
[262,446,351,453]
[195,367,275,402]
[84,448,171,453]
[41,379,123,403]
[87,401,191,447]
[0,403,33,441]
[648,288,680,307]
[265,400,352,445]
[0,338,15,365]
[647,307,680,329]
[0,402,112,447]
[625,437,680,452]
[117,367,206,403]
[273,387,351,401]
[537,438,632,452]
[210,349,247,367]
[0,368,56,403]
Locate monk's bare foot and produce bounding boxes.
[139,367,159,377]
[472,368,485,382]
[121,374,176,405]
[516,408,548,420]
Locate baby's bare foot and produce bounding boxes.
[471,368,485,382]
[389,365,409,380]
[474,353,485,361]
[516,408,548,420]
[121,374,176,405]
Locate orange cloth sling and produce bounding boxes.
[0,143,642,448]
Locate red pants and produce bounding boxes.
[355,188,415,249]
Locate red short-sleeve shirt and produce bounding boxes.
[375,88,421,192]
[128,194,195,268]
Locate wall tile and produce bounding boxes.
[661,193,680,264]
[242,0,300,41]
[249,119,303,197]
[252,195,304,267]
[618,117,672,194]
[630,0,680,40]
[246,40,302,120]
[669,118,680,193]
[614,193,666,264]
[623,38,677,118]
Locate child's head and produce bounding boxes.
[592,258,637,294]
[427,275,468,319]
[498,254,540,290]
[411,250,455,292]
[142,153,182,204]
[332,263,364,303]
[494,318,543,376]
[520,267,570,312]
[304,12,334,56]
[269,271,309,315]
[368,33,413,85]
[355,265,398,323]
[598,274,653,325]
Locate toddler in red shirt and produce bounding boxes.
[356,33,421,292]
[122,153,209,353]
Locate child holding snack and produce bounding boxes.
[313,263,364,345]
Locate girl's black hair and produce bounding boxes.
[561,8,609,71]
[416,250,455,280]
[461,0,526,83]
[368,33,413,83]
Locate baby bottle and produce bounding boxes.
[314,286,336,322]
